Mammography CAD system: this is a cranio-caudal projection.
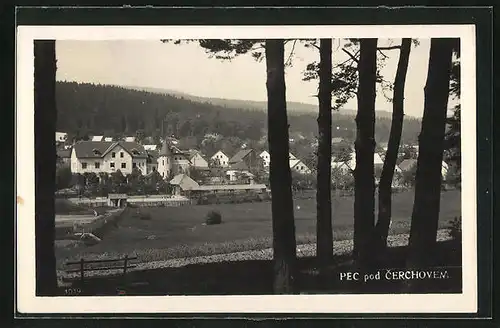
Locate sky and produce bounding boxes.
[55,39,435,118]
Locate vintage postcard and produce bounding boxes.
[16,24,477,314]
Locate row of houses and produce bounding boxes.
[57,138,314,182]
[331,150,449,178]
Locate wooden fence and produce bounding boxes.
[64,255,137,287]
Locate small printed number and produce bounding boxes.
[64,288,82,295]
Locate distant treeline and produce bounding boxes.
[55,81,421,144]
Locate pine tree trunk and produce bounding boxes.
[374,39,412,254]
[34,40,58,295]
[408,38,454,271]
[316,39,334,268]
[353,38,378,267]
[265,39,297,294]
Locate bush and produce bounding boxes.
[205,210,222,225]
[448,216,461,241]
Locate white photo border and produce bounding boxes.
[16,25,477,314]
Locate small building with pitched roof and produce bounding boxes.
[211,150,229,167]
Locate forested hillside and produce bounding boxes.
[55,82,422,144]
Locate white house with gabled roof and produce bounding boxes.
[211,150,229,167]
[259,150,298,168]
[70,140,148,175]
[290,158,312,174]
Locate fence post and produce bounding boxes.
[80,258,85,286]
[123,255,129,276]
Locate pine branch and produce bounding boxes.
[376,45,402,50]
[377,49,389,59]
[285,40,298,67]
[342,48,359,63]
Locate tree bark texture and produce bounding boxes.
[265,39,298,294]
[374,38,412,253]
[34,40,58,295]
[316,39,334,268]
[353,38,378,267]
[408,38,454,269]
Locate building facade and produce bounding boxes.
[70,141,148,175]
[211,150,229,167]
[157,140,192,179]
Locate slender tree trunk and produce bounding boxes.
[408,38,454,270]
[374,39,412,254]
[265,39,297,294]
[34,40,58,295]
[316,39,333,268]
[353,38,378,267]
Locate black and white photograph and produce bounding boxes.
[16,24,477,314]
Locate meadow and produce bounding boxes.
[55,189,462,267]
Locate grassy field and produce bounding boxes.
[55,189,461,266]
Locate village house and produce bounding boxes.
[225,169,255,183]
[398,158,448,178]
[290,158,312,174]
[156,140,192,179]
[346,150,386,171]
[228,149,263,171]
[169,173,200,197]
[91,135,104,142]
[331,160,353,173]
[187,150,209,169]
[56,148,72,167]
[145,151,158,174]
[211,150,229,167]
[259,150,297,168]
[398,159,418,173]
[70,140,148,175]
[143,144,158,152]
[56,132,68,144]
[90,135,114,142]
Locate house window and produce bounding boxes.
[133,162,137,169]
[95,162,100,169]
[110,162,115,168]
[112,152,116,158]
[81,162,87,169]
[162,160,165,165]
[120,152,124,158]
[121,163,126,169]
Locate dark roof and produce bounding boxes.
[146,150,159,163]
[229,161,249,170]
[229,149,253,164]
[57,149,72,158]
[73,141,147,159]
[169,174,200,190]
[159,139,172,156]
[399,159,418,171]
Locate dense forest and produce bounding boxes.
[55,81,422,145]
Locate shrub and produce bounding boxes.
[448,216,462,241]
[205,210,222,225]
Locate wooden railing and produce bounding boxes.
[64,255,137,286]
